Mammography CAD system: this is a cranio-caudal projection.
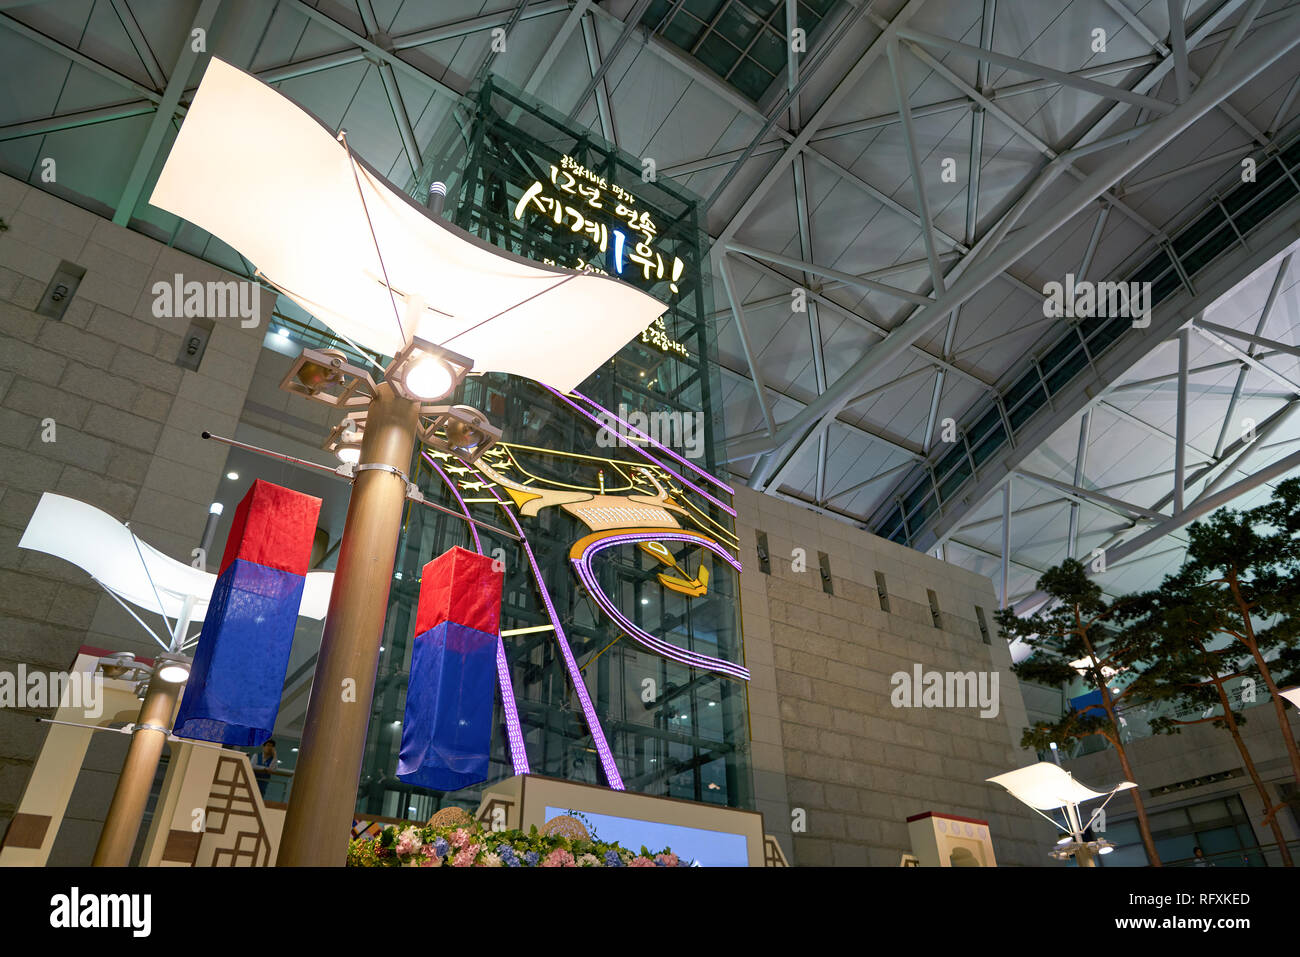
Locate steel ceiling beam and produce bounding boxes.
[1195,318,1300,358]
[886,37,945,295]
[1197,399,1300,500]
[0,100,156,142]
[1213,253,1292,456]
[727,251,997,394]
[717,362,924,464]
[523,0,590,94]
[1098,446,1300,571]
[580,12,616,145]
[112,0,222,227]
[357,0,421,179]
[1174,328,1190,513]
[1088,0,1271,155]
[891,30,1164,240]
[727,242,932,305]
[0,11,164,103]
[567,0,652,122]
[929,195,1300,569]
[1166,0,1190,102]
[712,0,929,252]
[283,0,462,102]
[108,0,165,90]
[732,17,1300,476]
[1191,322,1300,393]
[1015,468,1165,521]
[717,254,776,439]
[896,25,1176,115]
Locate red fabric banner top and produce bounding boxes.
[218,479,323,577]
[415,546,504,636]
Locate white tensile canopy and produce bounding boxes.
[986,762,1136,810]
[149,57,667,393]
[18,493,333,623]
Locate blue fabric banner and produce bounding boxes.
[173,558,305,746]
[397,620,496,792]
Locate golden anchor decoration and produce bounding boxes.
[638,540,710,597]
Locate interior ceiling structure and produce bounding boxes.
[2,0,1300,615]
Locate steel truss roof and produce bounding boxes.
[2,0,1299,605]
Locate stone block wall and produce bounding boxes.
[0,172,271,849]
[733,485,1056,865]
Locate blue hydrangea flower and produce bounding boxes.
[498,845,519,867]
[433,837,449,858]
[524,850,539,866]
[604,850,622,867]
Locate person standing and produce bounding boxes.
[252,739,278,798]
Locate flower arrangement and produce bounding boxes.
[347,818,687,867]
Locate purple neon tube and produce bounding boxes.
[568,388,735,495]
[571,531,750,681]
[423,455,530,776]
[541,384,737,518]
[463,472,624,790]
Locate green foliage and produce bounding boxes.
[996,559,1139,753]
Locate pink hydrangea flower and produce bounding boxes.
[395,827,421,857]
[629,856,655,867]
[542,848,576,867]
[449,828,471,849]
[657,853,679,867]
[453,844,481,867]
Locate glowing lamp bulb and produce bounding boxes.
[337,445,362,464]
[1098,844,1114,855]
[158,662,190,683]
[401,356,455,400]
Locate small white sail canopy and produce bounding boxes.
[18,493,333,622]
[987,762,1135,810]
[149,57,666,393]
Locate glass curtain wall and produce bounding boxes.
[356,77,751,820]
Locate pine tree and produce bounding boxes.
[995,559,1161,866]
[1119,578,1293,866]
[1171,477,1300,788]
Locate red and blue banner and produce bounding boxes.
[174,480,321,746]
[397,546,502,792]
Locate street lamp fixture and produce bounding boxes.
[421,404,501,464]
[280,347,375,407]
[323,412,367,464]
[988,762,1135,866]
[148,56,670,866]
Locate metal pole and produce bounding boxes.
[1064,801,1097,867]
[1066,411,1091,557]
[1174,328,1189,514]
[1000,478,1011,609]
[277,382,420,866]
[91,663,183,866]
[198,505,221,562]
